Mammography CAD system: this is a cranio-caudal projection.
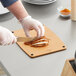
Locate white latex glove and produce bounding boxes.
[20,16,45,38]
[0,26,17,45]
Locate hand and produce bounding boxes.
[0,26,17,45]
[20,16,45,38]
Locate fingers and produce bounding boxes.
[33,24,41,38]
[24,29,31,37]
[0,26,17,46]
[0,35,17,46]
[12,37,17,44]
[20,16,45,38]
[6,33,17,45]
[33,20,45,38]
[38,22,45,37]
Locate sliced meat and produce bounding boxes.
[31,41,49,47]
[24,36,49,47]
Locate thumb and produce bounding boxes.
[24,29,31,37]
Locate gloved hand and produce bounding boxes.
[20,16,45,38]
[0,26,17,45]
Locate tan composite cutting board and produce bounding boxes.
[13,25,66,58]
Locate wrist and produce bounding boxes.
[19,15,31,23]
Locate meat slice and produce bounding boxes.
[24,36,49,47]
[31,41,49,47]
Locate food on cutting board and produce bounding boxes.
[60,8,71,15]
[24,36,49,47]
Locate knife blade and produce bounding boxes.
[17,37,35,42]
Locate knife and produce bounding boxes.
[17,37,35,42]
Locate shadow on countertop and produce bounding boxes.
[0,12,14,22]
[58,16,70,21]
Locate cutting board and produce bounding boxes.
[13,25,66,58]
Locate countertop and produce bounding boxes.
[0,0,76,76]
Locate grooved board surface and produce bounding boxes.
[13,25,66,58]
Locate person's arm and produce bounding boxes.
[7,0,28,20]
[1,0,45,38]
[7,0,45,38]
[1,0,28,20]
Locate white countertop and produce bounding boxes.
[0,0,75,76]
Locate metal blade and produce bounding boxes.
[17,37,35,42]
